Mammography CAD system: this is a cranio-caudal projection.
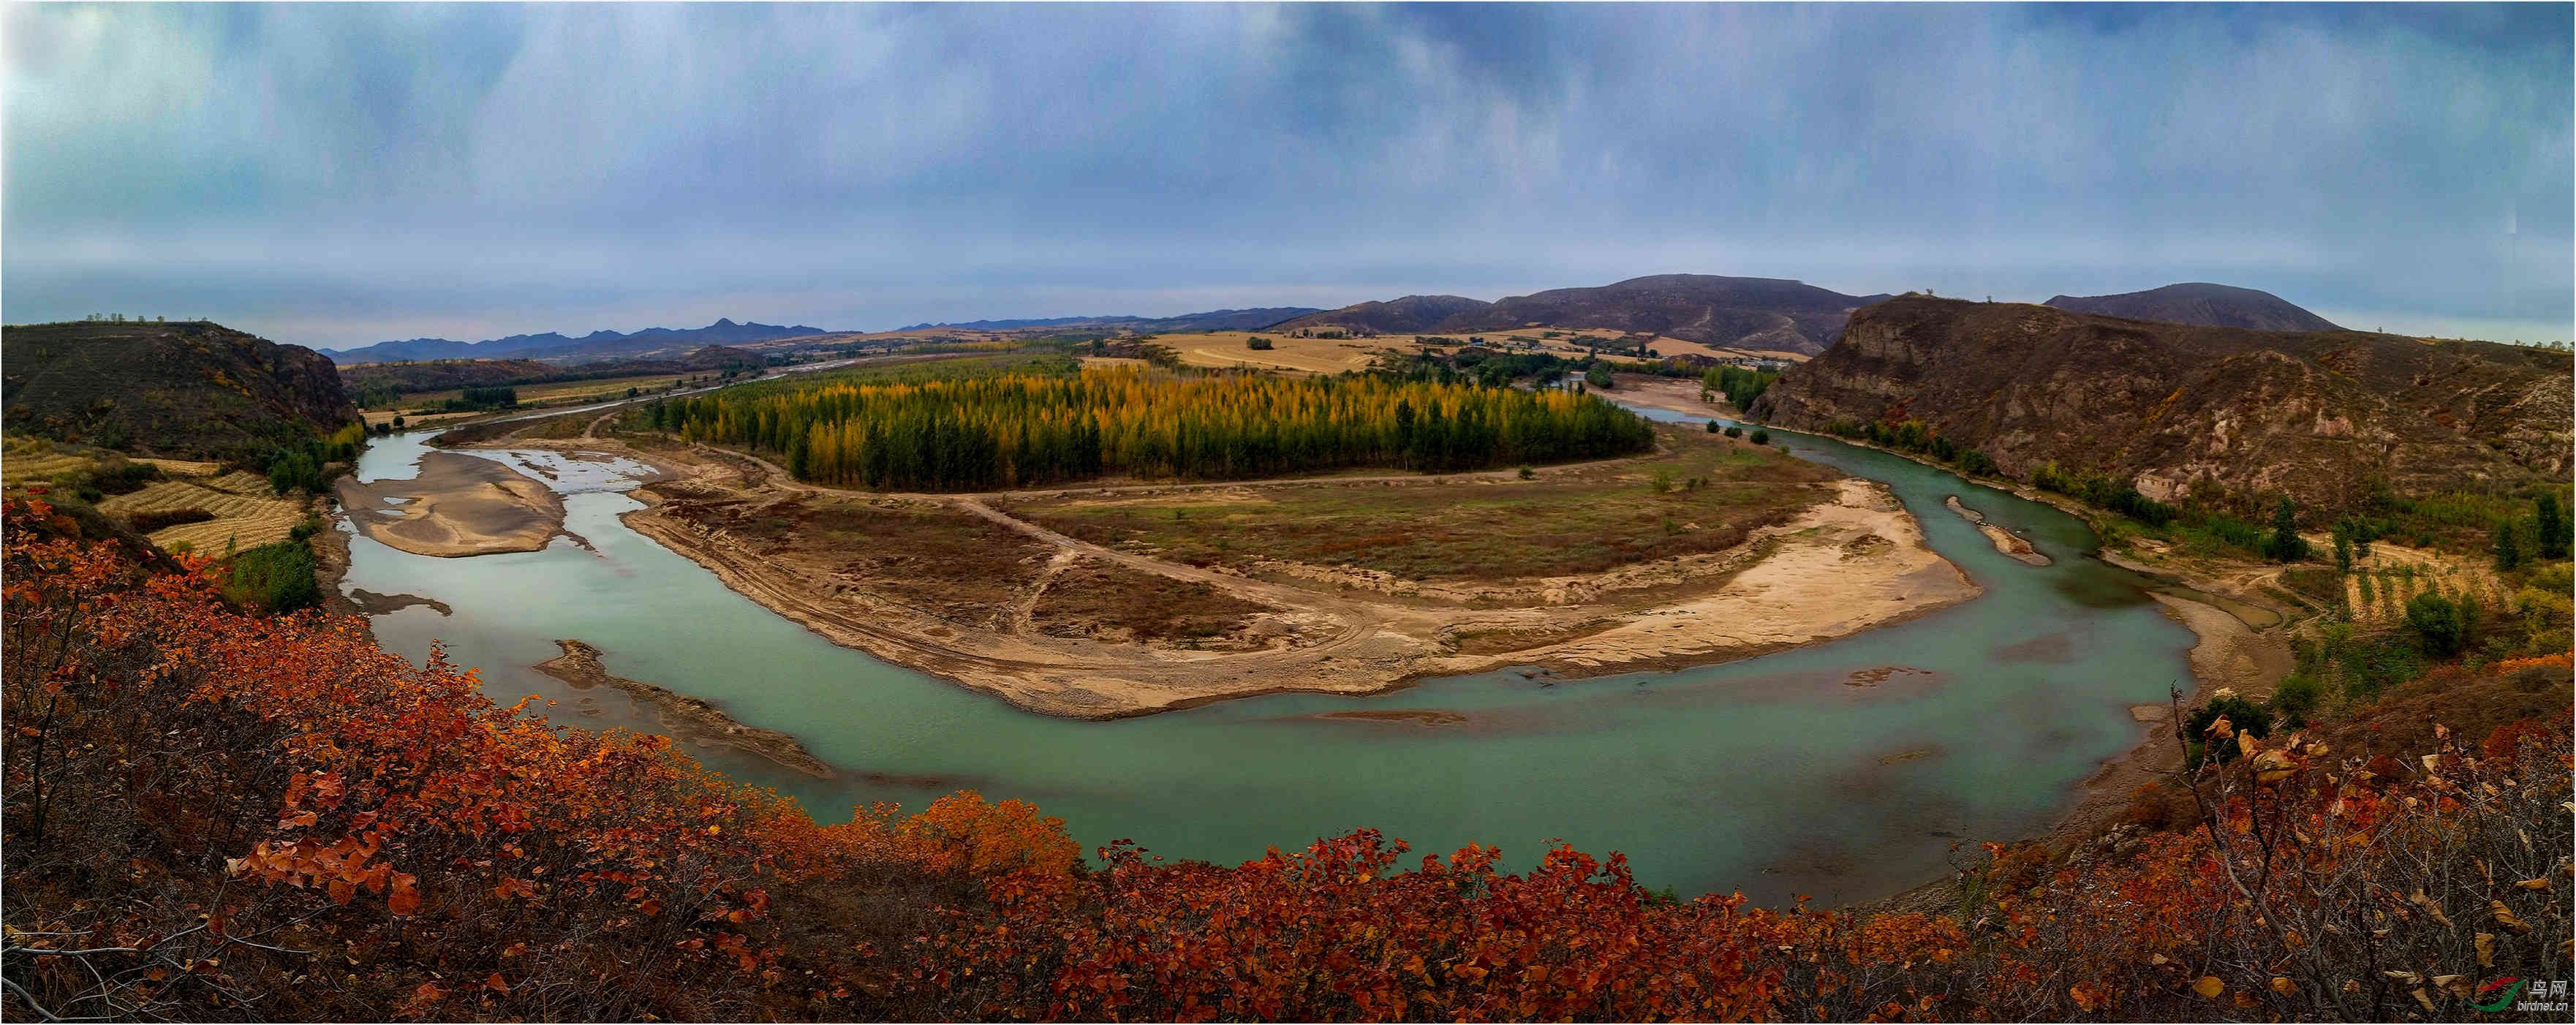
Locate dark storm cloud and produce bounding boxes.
[5,2,2568,347]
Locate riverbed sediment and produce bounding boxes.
[335,450,572,556]
[594,436,1982,719]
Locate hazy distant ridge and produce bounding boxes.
[899,308,1326,334]
[325,318,828,365]
[1274,275,1891,355]
[2043,283,2343,333]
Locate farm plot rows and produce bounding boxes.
[98,480,307,553]
[1,453,94,485]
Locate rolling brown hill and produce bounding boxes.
[2044,282,2343,332]
[1266,275,1887,353]
[1436,275,1891,355]
[1266,295,1492,335]
[2,320,359,459]
[339,358,559,393]
[1750,297,2572,511]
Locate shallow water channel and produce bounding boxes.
[342,412,2198,903]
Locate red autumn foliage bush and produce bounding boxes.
[5,496,2569,1021]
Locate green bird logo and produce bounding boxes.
[2470,977,2526,1013]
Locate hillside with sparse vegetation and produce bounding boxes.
[3,319,360,461]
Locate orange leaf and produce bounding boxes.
[396,982,442,1018]
[2192,976,2224,999]
[2069,982,2107,1011]
[388,872,420,915]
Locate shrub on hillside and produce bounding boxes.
[86,459,163,495]
[2267,674,2324,726]
[2264,496,2311,561]
[219,538,320,613]
[124,507,216,534]
[2407,592,2466,657]
[2535,492,2569,560]
[2181,692,2270,764]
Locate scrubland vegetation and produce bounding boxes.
[1701,364,1779,408]
[4,496,2566,1021]
[1011,426,1829,581]
[1819,416,2006,480]
[261,424,367,495]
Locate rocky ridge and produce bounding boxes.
[1751,297,2571,511]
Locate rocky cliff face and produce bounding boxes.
[1750,298,2571,511]
[4,320,360,459]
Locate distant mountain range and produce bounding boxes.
[324,318,829,365]
[1264,295,1492,336]
[898,308,1325,334]
[337,345,771,397]
[320,278,2359,366]
[2044,283,2343,333]
[1270,276,1895,355]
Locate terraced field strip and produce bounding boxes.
[363,409,483,428]
[135,458,222,475]
[2,453,94,485]
[97,479,306,552]
[201,471,276,495]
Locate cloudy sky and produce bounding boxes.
[6,2,2569,349]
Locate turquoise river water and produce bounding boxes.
[341,408,2197,904]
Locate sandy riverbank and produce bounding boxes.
[602,439,1981,719]
[336,450,571,557]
